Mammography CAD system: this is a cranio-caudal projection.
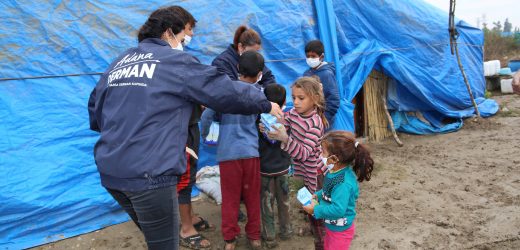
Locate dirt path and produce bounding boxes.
[34,94,520,250]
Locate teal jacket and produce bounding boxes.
[313,166,359,231]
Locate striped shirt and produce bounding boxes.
[281,108,324,192]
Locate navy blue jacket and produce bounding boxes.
[303,63,340,124]
[88,38,271,192]
[200,98,260,162]
[212,44,276,86]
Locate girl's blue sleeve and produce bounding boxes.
[313,182,351,220]
[315,189,323,203]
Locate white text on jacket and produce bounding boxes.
[108,52,159,85]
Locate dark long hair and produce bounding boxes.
[233,25,261,51]
[171,6,197,28]
[137,7,185,42]
[322,131,373,182]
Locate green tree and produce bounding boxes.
[482,22,489,32]
[492,21,502,32]
[504,18,512,33]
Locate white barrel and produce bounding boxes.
[484,60,501,76]
[501,78,513,93]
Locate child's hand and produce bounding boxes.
[259,123,266,133]
[302,200,317,215]
[267,125,289,144]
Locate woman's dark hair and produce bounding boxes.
[264,84,286,107]
[233,25,261,50]
[238,51,264,78]
[305,40,325,55]
[322,131,374,182]
[137,7,185,42]
[171,6,197,28]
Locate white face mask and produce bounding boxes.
[171,33,183,51]
[183,34,192,46]
[321,156,335,171]
[255,73,263,84]
[306,57,321,68]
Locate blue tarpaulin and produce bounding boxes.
[326,0,498,132]
[0,0,497,249]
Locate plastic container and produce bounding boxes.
[501,78,513,93]
[509,59,520,73]
[260,113,282,144]
[297,187,313,206]
[484,60,500,76]
[499,67,512,75]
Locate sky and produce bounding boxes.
[423,0,519,31]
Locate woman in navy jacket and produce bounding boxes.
[88,6,281,250]
[212,25,275,86]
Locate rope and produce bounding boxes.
[0,41,482,82]
[0,72,102,82]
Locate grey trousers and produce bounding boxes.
[107,186,179,250]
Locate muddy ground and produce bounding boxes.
[34,94,520,250]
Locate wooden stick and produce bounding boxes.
[454,41,480,117]
[382,95,404,147]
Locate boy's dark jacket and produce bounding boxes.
[258,124,291,176]
[303,63,340,123]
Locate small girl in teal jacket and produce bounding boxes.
[303,131,374,250]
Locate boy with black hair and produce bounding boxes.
[303,40,340,128]
[201,51,265,250]
[258,84,293,248]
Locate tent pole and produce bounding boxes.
[454,42,481,117]
[382,95,403,147]
[449,0,481,118]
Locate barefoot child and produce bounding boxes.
[303,131,374,250]
[267,76,328,249]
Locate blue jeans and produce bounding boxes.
[107,186,179,250]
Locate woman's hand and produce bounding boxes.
[267,124,289,144]
[269,102,283,120]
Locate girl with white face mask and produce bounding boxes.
[303,131,374,250]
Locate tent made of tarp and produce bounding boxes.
[0,0,497,248]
